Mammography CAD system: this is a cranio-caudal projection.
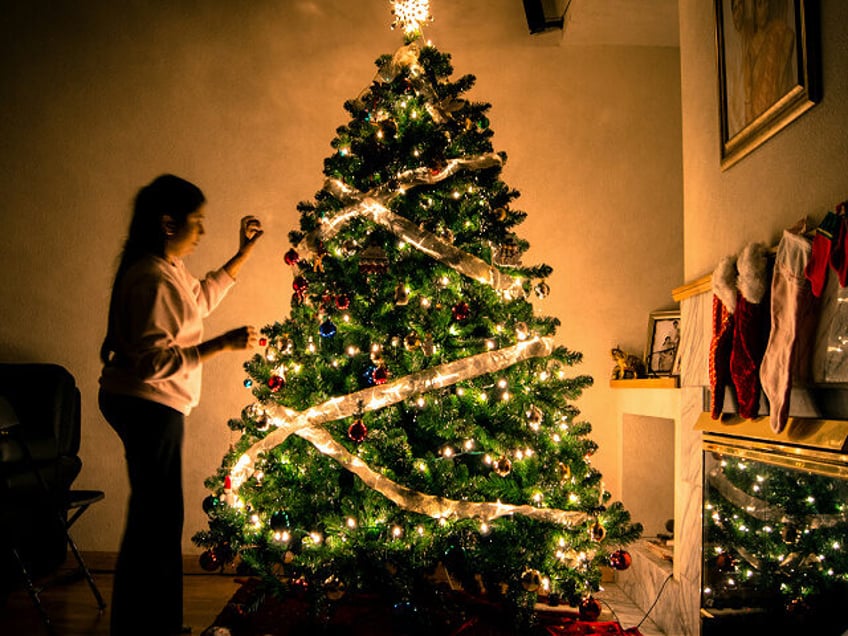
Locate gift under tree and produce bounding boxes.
[193,2,641,630]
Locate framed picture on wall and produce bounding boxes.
[645,310,681,376]
[715,0,821,170]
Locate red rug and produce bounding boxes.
[202,579,643,636]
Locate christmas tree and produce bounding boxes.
[194,2,641,629]
[703,450,848,633]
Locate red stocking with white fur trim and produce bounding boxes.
[730,243,770,419]
[709,256,737,419]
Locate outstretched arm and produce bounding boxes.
[223,215,264,279]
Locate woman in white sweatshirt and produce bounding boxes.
[99,174,263,636]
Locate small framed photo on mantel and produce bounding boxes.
[645,310,681,377]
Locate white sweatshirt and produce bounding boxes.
[100,254,235,415]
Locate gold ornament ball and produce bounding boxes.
[520,569,543,592]
[493,456,512,477]
[324,575,347,601]
[589,522,606,542]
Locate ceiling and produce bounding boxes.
[539,0,680,47]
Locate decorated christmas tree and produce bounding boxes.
[703,451,848,633]
[194,2,641,630]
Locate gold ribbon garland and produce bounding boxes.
[298,153,524,297]
[708,468,848,528]
[230,336,588,526]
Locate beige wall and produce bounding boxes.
[679,0,848,281]
[0,1,682,553]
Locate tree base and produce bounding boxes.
[202,578,643,636]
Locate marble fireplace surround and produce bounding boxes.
[611,270,848,636]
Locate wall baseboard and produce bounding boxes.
[69,551,216,576]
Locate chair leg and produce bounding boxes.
[65,530,106,611]
[10,546,58,636]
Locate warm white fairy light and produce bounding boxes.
[347,517,357,529]
[392,525,403,538]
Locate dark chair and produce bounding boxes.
[0,362,106,633]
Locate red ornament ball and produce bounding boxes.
[199,549,221,572]
[609,549,632,571]
[284,248,300,266]
[348,418,368,443]
[267,375,285,392]
[715,552,736,572]
[293,276,308,294]
[578,596,602,622]
[452,301,471,321]
[372,365,389,385]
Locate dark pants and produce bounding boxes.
[99,390,185,636]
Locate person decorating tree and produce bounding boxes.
[98,174,263,636]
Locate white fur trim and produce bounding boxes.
[737,242,769,303]
[712,255,738,313]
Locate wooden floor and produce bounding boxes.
[0,553,242,636]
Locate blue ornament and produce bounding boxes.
[319,319,337,338]
[243,379,253,388]
[363,365,377,386]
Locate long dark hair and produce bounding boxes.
[100,174,206,364]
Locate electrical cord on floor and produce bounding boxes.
[597,597,622,626]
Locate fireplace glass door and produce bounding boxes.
[701,444,848,635]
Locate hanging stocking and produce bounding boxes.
[828,203,848,287]
[804,210,841,297]
[730,242,770,419]
[709,256,737,420]
[760,224,817,434]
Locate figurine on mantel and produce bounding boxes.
[610,346,646,380]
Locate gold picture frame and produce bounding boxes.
[715,0,821,170]
[645,310,681,377]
